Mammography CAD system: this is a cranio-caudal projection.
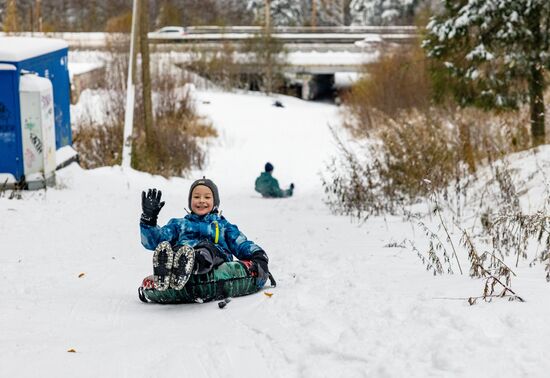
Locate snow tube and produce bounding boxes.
[138,261,260,304]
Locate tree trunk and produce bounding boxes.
[139,0,155,153]
[3,0,20,33]
[458,118,476,174]
[529,64,545,146]
[36,0,42,32]
[527,4,546,147]
[342,0,352,26]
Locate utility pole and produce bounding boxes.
[342,0,352,26]
[139,0,154,153]
[122,0,140,168]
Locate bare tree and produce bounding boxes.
[3,0,20,33]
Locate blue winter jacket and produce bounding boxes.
[140,212,262,261]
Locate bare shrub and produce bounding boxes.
[132,68,216,176]
[241,29,288,94]
[342,42,432,137]
[329,38,547,303]
[73,44,215,176]
[143,97,215,177]
[321,128,394,219]
[324,101,535,220]
[73,120,123,168]
[104,11,132,33]
[451,107,531,167]
[322,109,468,219]
[185,42,245,91]
[406,180,525,304]
[184,29,288,94]
[461,231,524,304]
[73,43,127,169]
[0,179,23,199]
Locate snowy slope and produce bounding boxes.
[2,90,550,378]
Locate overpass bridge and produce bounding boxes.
[150,25,417,48]
[2,26,418,100]
[150,26,417,99]
[2,25,417,51]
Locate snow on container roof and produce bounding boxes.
[0,37,68,62]
[0,63,16,70]
[20,73,52,92]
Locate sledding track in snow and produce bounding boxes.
[2,91,550,377]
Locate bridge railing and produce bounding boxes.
[185,25,418,34]
[0,26,418,48]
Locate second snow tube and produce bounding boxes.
[139,261,259,304]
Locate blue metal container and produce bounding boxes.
[0,64,22,182]
[0,37,71,149]
[0,37,72,184]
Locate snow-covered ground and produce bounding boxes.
[3,86,550,378]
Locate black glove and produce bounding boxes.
[290,183,295,190]
[250,251,269,288]
[140,188,165,226]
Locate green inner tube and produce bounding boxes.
[141,261,259,304]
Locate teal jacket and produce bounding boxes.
[255,172,293,198]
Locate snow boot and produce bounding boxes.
[153,241,174,291]
[170,245,196,290]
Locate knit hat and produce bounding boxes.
[265,162,274,172]
[188,177,220,212]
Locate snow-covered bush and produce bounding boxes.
[342,43,432,135]
[323,110,464,218]
[423,0,550,146]
[131,71,216,177]
[72,47,215,176]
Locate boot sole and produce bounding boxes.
[171,245,195,290]
[153,241,174,291]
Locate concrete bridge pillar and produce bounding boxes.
[300,74,314,100]
[299,74,335,100]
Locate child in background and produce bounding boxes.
[140,178,270,291]
[255,162,294,198]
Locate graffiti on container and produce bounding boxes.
[0,102,10,124]
[24,148,36,168]
[55,108,63,124]
[24,118,36,131]
[41,93,53,109]
[29,132,43,154]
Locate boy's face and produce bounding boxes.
[191,185,214,216]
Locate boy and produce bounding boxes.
[254,162,294,198]
[140,178,270,291]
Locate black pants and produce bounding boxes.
[193,241,225,274]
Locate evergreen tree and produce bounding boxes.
[247,0,309,26]
[350,0,419,26]
[248,0,420,26]
[247,0,341,26]
[423,0,550,146]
